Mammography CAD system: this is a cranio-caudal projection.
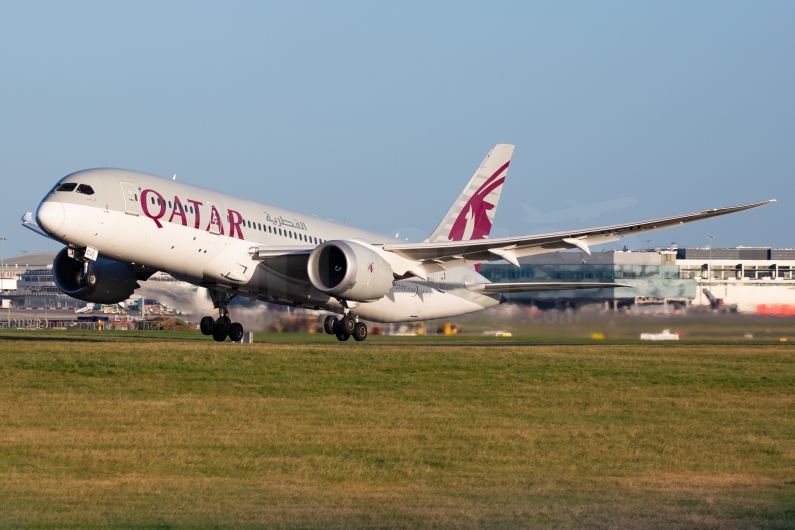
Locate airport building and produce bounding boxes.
[481,247,795,313]
[0,252,86,310]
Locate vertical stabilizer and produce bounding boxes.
[426,144,514,242]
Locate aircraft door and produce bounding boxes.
[120,182,140,215]
[431,271,446,292]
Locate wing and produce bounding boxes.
[21,212,53,240]
[465,282,630,293]
[383,200,775,267]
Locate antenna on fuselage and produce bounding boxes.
[172,174,177,180]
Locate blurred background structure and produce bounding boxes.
[2,245,795,330]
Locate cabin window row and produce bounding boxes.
[239,217,323,245]
[150,196,196,214]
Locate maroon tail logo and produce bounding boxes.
[448,161,509,242]
[368,262,374,273]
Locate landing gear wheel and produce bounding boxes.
[212,326,228,342]
[336,331,350,341]
[212,316,230,342]
[324,315,338,335]
[353,322,368,341]
[200,316,215,336]
[228,322,244,342]
[340,315,356,335]
[85,271,99,289]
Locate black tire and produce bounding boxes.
[215,316,231,333]
[228,322,244,342]
[340,315,356,335]
[200,316,214,336]
[336,331,350,341]
[85,271,99,289]
[324,315,338,335]
[212,326,227,342]
[353,321,367,341]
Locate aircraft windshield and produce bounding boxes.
[55,183,77,192]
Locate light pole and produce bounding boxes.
[644,239,655,250]
[0,237,6,327]
[707,235,715,285]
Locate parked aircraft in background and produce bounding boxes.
[24,144,774,342]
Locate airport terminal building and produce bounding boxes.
[481,247,795,313]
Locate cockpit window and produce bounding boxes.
[55,183,77,192]
[76,184,95,195]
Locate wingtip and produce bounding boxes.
[769,199,777,203]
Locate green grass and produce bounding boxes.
[1,331,794,528]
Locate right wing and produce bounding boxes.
[383,200,775,268]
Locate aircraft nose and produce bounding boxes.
[36,198,65,234]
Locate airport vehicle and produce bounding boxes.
[24,145,774,342]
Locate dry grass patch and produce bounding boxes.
[0,336,793,528]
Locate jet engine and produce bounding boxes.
[307,240,394,302]
[52,247,142,304]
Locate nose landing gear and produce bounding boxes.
[200,292,245,342]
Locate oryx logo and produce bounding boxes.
[368,262,374,273]
[448,161,509,241]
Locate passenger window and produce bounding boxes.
[55,183,77,192]
[151,197,155,205]
[134,194,138,202]
[76,184,95,195]
[168,201,172,208]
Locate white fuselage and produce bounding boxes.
[36,169,500,322]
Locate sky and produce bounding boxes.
[1,1,793,257]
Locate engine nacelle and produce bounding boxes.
[52,247,141,304]
[307,240,394,302]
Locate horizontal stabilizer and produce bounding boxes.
[21,212,52,240]
[465,281,631,293]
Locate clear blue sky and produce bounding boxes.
[1,1,792,256]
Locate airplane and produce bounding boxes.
[23,144,774,342]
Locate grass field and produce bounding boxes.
[1,330,794,528]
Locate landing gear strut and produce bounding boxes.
[200,291,245,342]
[324,303,368,342]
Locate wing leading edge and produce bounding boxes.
[383,200,775,267]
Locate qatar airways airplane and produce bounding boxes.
[24,144,773,342]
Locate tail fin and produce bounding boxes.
[426,144,514,242]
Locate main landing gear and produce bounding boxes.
[324,313,368,342]
[200,294,244,342]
